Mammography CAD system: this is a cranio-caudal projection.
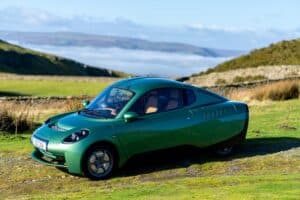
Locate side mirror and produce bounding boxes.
[82,100,90,108]
[124,112,138,122]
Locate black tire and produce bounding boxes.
[82,145,116,180]
[214,131,246,157]
[215,145,235,156]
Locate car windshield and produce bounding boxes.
[80,87,134,119]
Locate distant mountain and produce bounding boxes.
[193,39,300,76]
[0,39,126,77]
[0,31,242,57]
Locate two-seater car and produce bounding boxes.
[31,77,249,179]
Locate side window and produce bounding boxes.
[183,89,196,106]
[164,88,183,111]
[129,88,184,115]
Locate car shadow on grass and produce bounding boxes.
[115,137,300,178]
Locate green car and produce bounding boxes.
[31,77,249,179]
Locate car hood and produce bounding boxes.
[33,112,113,142]
[56,112,112,131]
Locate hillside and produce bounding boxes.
[194,39,300,75]
[0,39,126,77]
[0,31,242,57]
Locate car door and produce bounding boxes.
[113,88,193,156]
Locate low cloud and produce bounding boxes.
[21,43,231,77]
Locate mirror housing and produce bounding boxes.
[82,100,90,108]
[124,112,138,122]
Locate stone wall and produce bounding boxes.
[0,96,91,104]
[188,65,300,87]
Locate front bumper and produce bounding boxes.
[31,150,68,168]
[31,146,84,175]
[31,149,67,168]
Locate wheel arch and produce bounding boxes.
[81,140,120,172]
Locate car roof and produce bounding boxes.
[111,77,192,94]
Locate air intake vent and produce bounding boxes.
[48,123,67,132]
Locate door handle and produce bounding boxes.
[187,110,193,120]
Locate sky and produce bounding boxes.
[1,0,300,30]
[1,0,300,50]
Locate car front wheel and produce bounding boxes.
[83,145,116,180]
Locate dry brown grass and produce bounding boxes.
[228,80,300,101]
[0,98,88,133]
[64,99,84,112]
[0,102,37,134]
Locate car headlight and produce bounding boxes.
[63,129,89,143]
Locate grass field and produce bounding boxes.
[0,78,113,96]
[0,99,299,199]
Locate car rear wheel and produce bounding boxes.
[215,145,234,156]
[214,130,247,157]
[83,145,116,180]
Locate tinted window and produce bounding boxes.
[129,88,184,115]
[183,89,196,106]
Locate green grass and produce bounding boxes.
[248,100,300,138]
[6,174,299,200]
[0,79,111,96]
[0,100,300,199]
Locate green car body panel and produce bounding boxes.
[31,77,249,176]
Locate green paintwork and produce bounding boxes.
[123,112,139,122]
[31,77,249,175]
